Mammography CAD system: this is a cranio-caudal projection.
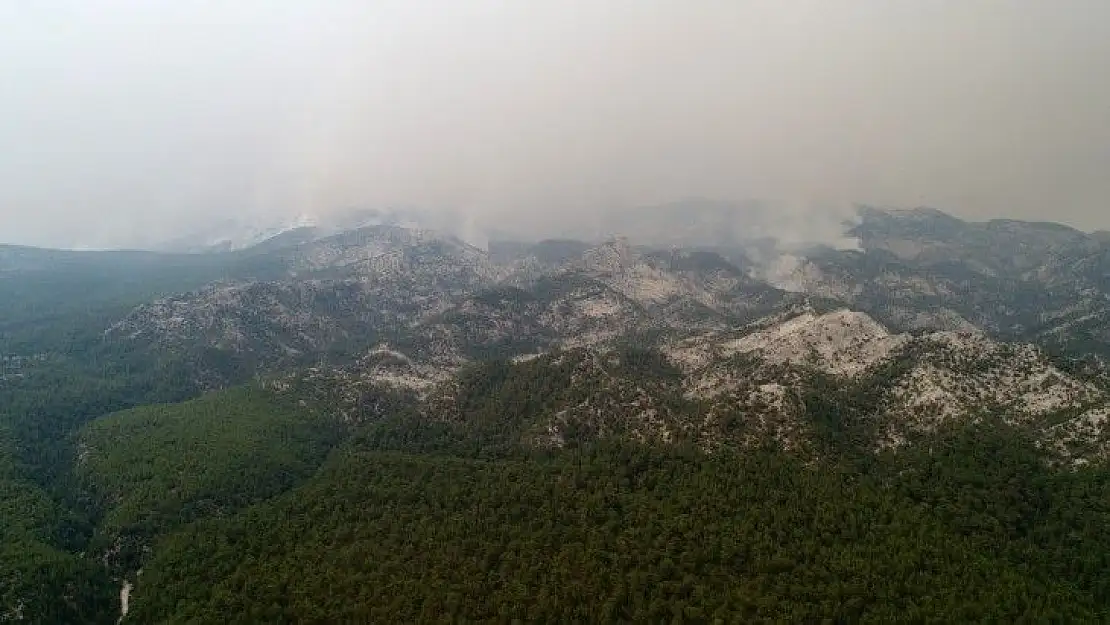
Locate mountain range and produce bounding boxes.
[4,203,1110,622]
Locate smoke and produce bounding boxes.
[2,1,1109,248]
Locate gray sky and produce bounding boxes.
[2,1,1109,248]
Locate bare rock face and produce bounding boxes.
[719,309,907,377]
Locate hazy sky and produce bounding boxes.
[2,1,1109,248]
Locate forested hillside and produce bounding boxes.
[78,387,348,576]
[128,413,1110,623]
[5,210,1110,623]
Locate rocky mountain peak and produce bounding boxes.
[578,236,636,275]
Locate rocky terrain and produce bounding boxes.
[65,206,1110,464]
[766,207,1110,353]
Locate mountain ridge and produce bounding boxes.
[8,204,1110,622]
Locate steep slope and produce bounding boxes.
[665,309,1110,459]
[720,309,908,377]
[764,208,1110,357]
[125,442,1106,624]
[105,231,808,387]
[417,277,647,359]
[413,239,806,365]
[573,238,794,324]
[107,226,503,385]
[107,280,407,384]
[77,386,346,574]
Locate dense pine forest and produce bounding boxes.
[129,426,1110,623]
[7,352,1110,622]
